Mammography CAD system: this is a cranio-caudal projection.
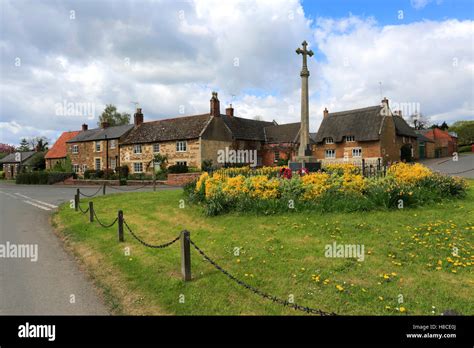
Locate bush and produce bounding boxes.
[16,171,74,185]
[201,159,213,172]
[0,171,4,180]
[118,165,129,178]
[84,169,95,179]
[168,164,188,173]
[458,145,472,153]
[103,168,115,178]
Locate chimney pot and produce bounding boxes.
[323,107,329,118]
[134,108,144,127]
[225,104,234,117]
[210,91,220,117]
[82,123,88,131]
[382,97,389,107]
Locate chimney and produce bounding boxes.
[82,123,88,131]
[210,91,220,117]
[323,107,329,118]
[225,104,234,117]
[381,97,389,108]
[101,121,110,129]
[397,110,402,117]
[134,107,144,127]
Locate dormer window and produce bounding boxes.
[325,137,334,144]
[345,136,355,142]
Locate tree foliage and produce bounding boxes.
[98,104,131,127]
[449,120,474,145]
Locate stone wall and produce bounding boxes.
[120,138,201,174]
[166,172,201,186]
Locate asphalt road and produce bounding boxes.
[420,153,474,178]
[0,182,177,315]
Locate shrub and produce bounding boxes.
[47,172,75,184]
[201,159,213,172]
[458,145,472,153]
[118,165,129,178]
[103,168,115,178]
[0,171,4,180]
[16,171,74,185]
[84,169,95,179]
[168,164,188,173]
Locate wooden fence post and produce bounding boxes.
[362,159,366,177]
[89,201,94,223]
[118,210,124,242]
[103,183,106,195]
[74,193,79,212]
[181,230,191,281]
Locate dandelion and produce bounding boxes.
[336,285,344,291]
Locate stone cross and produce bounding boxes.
[296,41,314,157]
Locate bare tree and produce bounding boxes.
[408,112,430,130]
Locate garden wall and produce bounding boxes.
[167,172,201,186]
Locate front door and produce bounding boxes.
[419,143,425,160]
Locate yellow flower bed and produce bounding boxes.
[248,175,280,199]
[301,172,331,200]
[325,163,360,175]
[388,162,432,184]
[341,172,366,194]
[222,175,247,197]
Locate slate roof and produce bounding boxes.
[264,122,300,143]
[121,114,212,145]
[67,124,134,143]
[314,105,418,143]
[0,151,36,164]
[221,116,274,141]
[45,131,81,159]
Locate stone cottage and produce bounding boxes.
[45,130,81,170]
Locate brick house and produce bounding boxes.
[419,128,458,158]
[44,130,81,170]
[313,98,419,164]
[261,122,307,166]
[119,92,276,174]
[66,122,133,175]
[415,131,436,159]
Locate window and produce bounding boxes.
[95,158,101,170]
[110,140,116,149]
[325,149,335,158]
[133,162,143,173]
[177,161,187,166]
[73,164,79,173]
[274,151,280,162]
[134,144,142,154]
[176,141,187,152]
[325,137,334,144]
[352,148,362,158]
[153,143,160,153]
[82,164,87,173]
[345,136,355,142]
[72,145,79,154]
[110,158,117,170]
[95,141,101,152]
[402,136,407,144]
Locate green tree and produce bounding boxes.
[440,121,449,131]
[450,120,474,145]
[18,138,31,151]
[98,104,131,127]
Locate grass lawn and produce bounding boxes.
[53,181,474,315]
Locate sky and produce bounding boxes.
[0,0,473,146]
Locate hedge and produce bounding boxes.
[16,172,74,185]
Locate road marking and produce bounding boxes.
[0,190,19,199]
[14,193,58,208]
[23,200,51,211]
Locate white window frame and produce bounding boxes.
[110,139,116,149]
[82,164,87,173]
[325,149,336,158]
[73,164,79,173]
[110,158,117,170]
[325,137,334,144]
[95,141,101,152]
[95,158,101,171]
[134,144,142,154]
[352,148,362,158]
[274,150,280,163]
[176,141,187,152]
[72,145,79,154]
[345,136,355,142]
[153,143,160,153]
[133,162,143,173]
[176,161,187,166]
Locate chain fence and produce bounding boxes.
[77,201,90,215]
[93,209,118,228]
[78,186,103,197]
[108,184,150,192]
[189,238,336,316]
[123,220,181,248]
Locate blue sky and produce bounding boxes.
[303,0,473,25]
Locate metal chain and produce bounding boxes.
[189,238,336,316]
[438,167,474,175]
[77,202,90,214]
[108,184,149,192]
[79,186,103,197]
[92,209,118,228]
[123,220,181,248]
